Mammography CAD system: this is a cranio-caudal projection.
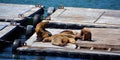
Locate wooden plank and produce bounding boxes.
[0,25,7,31]
[50,7,120,28]
[95,10,120,25]
[51,7,104,23]
[76,28,120,50]
[0,3,42,21]
[25,33,37,46]
[0,22,10,25]
[0,25,16,38]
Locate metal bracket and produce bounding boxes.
[35,4,44,9]
[10,20,17,26]
[18,14,24,18]
[58,5,64,9]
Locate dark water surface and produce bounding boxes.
[1,45,87,60]
[0,0,120,60]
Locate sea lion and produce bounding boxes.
[35,20,52,41]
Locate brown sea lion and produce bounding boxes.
[80,27,92,41]
[35,20,52,41]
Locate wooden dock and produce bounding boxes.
[16,28,120,58]
[13,7,120,59]
[0,3,44,25]
[0,22,18,49]
[50,7,120,28]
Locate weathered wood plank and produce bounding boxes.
[76,28,120,50]
[0,3,42,21]
[50,7,120,28]
[0,25,7,31]
[51,7,104,23]
[0,25,16,38]
[96,10,120,24]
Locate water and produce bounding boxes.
[0,0,120,10]
[0,0,120,60]
[1,45,88,60]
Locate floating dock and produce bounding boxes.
[14,7,120,59]
[16,28,120,58]
[0,22,19,49]
[0,3,44,25]
[49,7,120,28]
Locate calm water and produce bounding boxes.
[1,45,87,60]
[0,0,120,60]
[0,0,120,10]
